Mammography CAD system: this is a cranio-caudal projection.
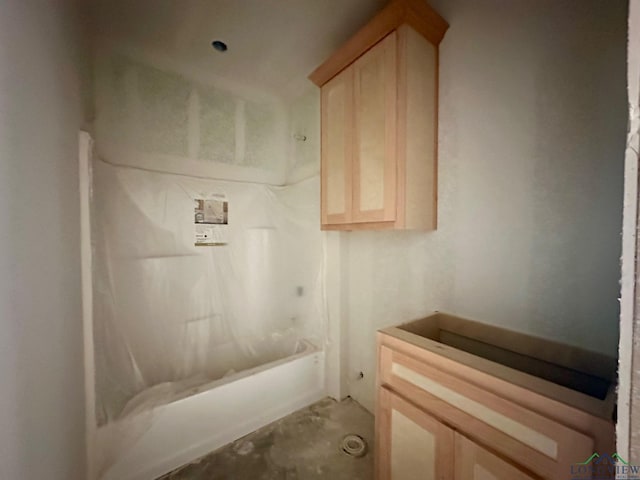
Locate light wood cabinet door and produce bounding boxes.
[378,343,594,479]
[311,1,447,231]
[455,433,538,480]
[352,32,397,223]
[321,66,353,225]
[377,387,454,480]
[316,25,440,231]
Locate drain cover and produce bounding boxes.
[341,434,367,458]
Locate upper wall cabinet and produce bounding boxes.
[309,0,448,230]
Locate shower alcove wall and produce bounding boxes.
[80,54,325,480]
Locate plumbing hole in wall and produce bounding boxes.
[341,434,367,458]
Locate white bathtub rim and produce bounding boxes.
[126,387,325,480]
[98,345,326,480]
[99,338,319,428]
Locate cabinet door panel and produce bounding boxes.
[377,387,453,480]
[321,67,353,225]
[455,433,538,480]
[353,32,397,223]
[378,344,594,479]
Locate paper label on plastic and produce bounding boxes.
[194,195,228,246]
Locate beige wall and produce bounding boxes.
[0,1,87,478]
[342,0,628,412]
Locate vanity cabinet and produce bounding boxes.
[376,313,617,480]
[309,0,448,230]
[378,387,539,480]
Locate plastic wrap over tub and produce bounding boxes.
[91,159,325,428]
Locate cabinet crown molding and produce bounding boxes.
[308,0,449,87]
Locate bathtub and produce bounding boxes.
[97,339,325,480]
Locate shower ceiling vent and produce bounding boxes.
[211,40,228,52]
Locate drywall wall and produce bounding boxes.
[94,50,289,184]
[621,0,640,464]
[0,1,87,479]
[287,88,321,184]
[344,0,627,412]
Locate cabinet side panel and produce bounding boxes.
[403,27,437,230]
[376,386,392,480]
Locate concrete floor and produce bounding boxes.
[158,397,374,480]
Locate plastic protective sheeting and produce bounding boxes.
[91,159,324,427]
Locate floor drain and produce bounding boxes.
[341,434,367,458]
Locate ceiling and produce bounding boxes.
[89,0,388,101]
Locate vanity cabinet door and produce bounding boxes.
[455,433,538,480]
[321,66,353,225]
[378,344,594,479]
[377,387,454,480]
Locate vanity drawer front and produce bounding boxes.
[378,345,594,479]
